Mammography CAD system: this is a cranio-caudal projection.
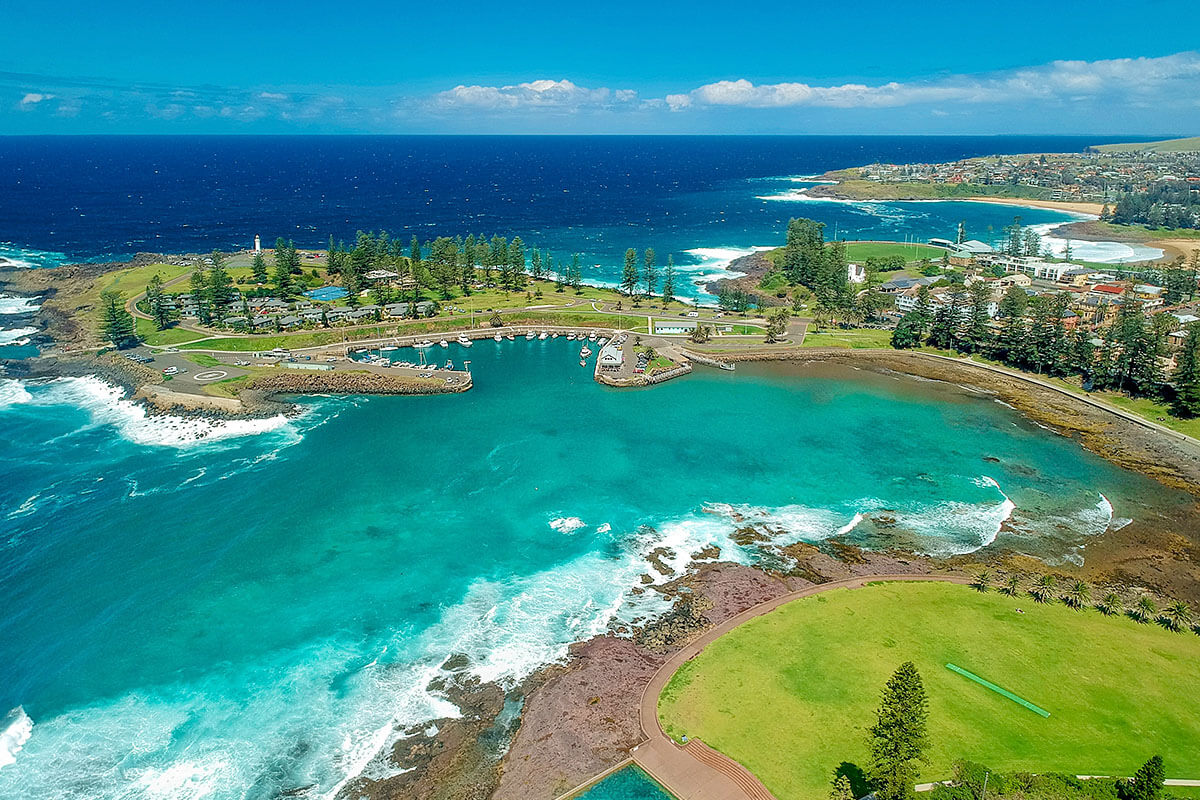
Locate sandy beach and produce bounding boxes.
[963,196,1105,216]
[1146,238,1200,261]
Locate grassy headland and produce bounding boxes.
[1090,136,1200,154]
[659,581,1200,800]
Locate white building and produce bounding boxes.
[847,263,866,284]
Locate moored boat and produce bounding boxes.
[457,335,472,346]
[438,339,449,348]
[494,332,503,342]
[538,331,548,340]
[414,339,434,348]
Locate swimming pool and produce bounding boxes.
[304,286,348,301]
[573,766,676,800]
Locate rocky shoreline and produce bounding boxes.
[703,250,775,299]
[339,543,944,800]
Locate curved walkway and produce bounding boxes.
[631,574,968,800]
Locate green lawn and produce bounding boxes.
[843,242,947,264]
[800,328,893,349]
[96,262,192,304]
[658,581,1200,800]
[1091,136,1200,154]
[183,353,222,367]
[821,179,1055,203]
[135,317,206,346]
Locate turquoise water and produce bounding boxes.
[0,340,1183,798]
[575,766,675,800]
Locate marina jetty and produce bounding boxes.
[593,332,694,387]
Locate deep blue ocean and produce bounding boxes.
[0,135,1153,296]
[0,136,1181,799]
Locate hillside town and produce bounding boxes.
[843,148,1200,205]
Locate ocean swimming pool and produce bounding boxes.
[573,765,675,800]
[304,286,349,301]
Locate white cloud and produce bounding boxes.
[19,92,54,108]
[432,79,638,112]
[258,91,288,101]
[670,51,1200,111]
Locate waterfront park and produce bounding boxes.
[656,580,1200,800]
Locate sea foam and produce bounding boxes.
[0,327,37,344]
[1027,221,1163,264]
[0,295,41,315]
[548,516,586,534]
[0,707,32,771]
[10,376,295,447]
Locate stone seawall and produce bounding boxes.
[247,370,472,397]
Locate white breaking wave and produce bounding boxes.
[701,476,1017,557]
[0,707,32,771]
[1026,221,1163,264]
[0,379,33,407]
[548,516,586,534]
[8,376,295,448]
[0,327,37,344]
[0,243,72,270]
[0,295,41,315]
[682,246,775,287]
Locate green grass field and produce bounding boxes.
[134,317,206,346]
[658,581,1200,800]
[821,180,1055,203]
[1091,136,1200,154]
[800,328,893,349]
[843,242,946,264]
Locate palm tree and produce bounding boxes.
[1131,595,1157,623]
[1030,574,1056,603]
[1062,580,1091,609]
[1003,574,1021,596]
[972,571,992,592]
[1097,591,1123,616]
[1161,601,1194,632]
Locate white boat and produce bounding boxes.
[439,339,449,348]
[353,348,367,354]
[538,331,548,340]
[588,333,597,342]
[414,340,434,348]
[505,333,515,341]
[493,333,503,342]
[566,332,576,340]
[525,331,535,340]
[551,332,559,338]
[580,346,592,358]
[380,345,398,352]
[457,335,472,346]
[597,337,607,345]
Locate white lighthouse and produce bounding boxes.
[254,235,261,253]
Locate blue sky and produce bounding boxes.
[4,0,1200,134]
